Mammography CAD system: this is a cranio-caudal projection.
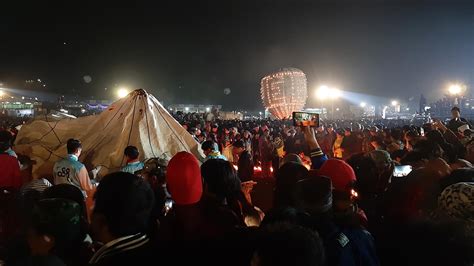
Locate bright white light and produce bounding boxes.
[406,108,410,111]
[315,85,341,100]
[206,107,211,112]
[81,108,86,114]
[0,90,4,97]
[21,96,25,100]
[259,112,262,115]
[315,85,329,100]
[466,103,470,106]
[60,109,68,113]
[117,88,129,98]
[391,100,398,106]
[37,79,41,82]
[169,107,173,111]
[185,107,189,111]
[35,97,38,101]
[360,102,367,108]
[329,88,341,99]
[336,108,340,111]
[448,84,462,95]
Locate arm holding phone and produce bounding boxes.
[302,126,328,170]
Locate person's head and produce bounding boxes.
[263,129,270,137]
[243,130,251,139]
[369,126,378,136]
[327,125,334,133]
[413,139,443,160]
[27,198,84,257]
[252,223,325,266]
[201,140,217,156]
[318,159,357,193]
[91,172,155,243]
[0,130,12,152]
[344,128,352,136]
[124,145,140,162]
[451,106,461,119]
[43,184,87,223]
[292,176,333,215]
[280,153,303,168]
[424,158,452,179]
[189,127,198,136]
[440,167,474,191]
[274,162,309,208]
[137,157,168,190]
[166,152,202,206]
[232,140,246,155]
[197,131,207,143]
[438,182,474,228]
[66,139,82,156]
[336,129,345,137]
[287,129,296,137]
[201,159,241,202]
[370,136,384,149]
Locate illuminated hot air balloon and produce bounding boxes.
[260,68,308,119]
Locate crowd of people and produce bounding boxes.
[0,106,474,265]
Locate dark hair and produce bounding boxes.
[0,130,12,144]
[413,140,443,159]
[67,139,82,154]
[124,145,139,160]
[232,140,245,148]
[451,106,461,112]
[201,159,257,221]
[43,184,87,220]
[439,167,474,191]
[201,140,216,151]
[274,162,309,209]
[255,223,325,266]
[201,159,241,202]
[0,130,12,152]
[93,172,155,237]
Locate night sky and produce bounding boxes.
[1,0,474,110]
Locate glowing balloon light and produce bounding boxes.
[117,88,130,98]
[260,68,308,119]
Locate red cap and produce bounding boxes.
[318,159,356,192]
[166,152,202,205]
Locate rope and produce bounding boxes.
[150,96,189,150]
[141,94,157,158]
[82,96,130,160]
[120,95,138,165]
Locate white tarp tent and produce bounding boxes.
[15,89,204,178]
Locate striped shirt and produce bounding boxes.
[89,233,149,265]
[20,178,53,195]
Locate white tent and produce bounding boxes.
[15,89,204,178]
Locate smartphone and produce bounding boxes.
[293,112,320,127]
[393,165,413,177]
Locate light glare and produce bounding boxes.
[117,88,129,98]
